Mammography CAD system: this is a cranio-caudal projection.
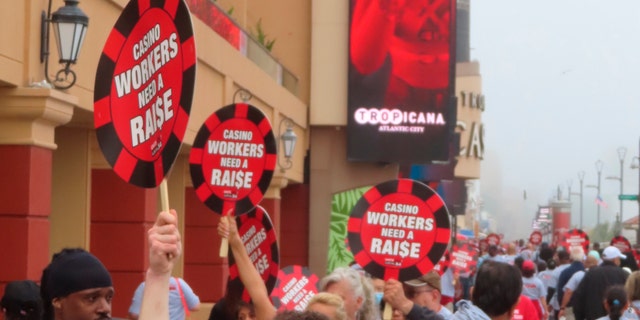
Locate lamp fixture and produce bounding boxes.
[233,88,253,103]
[40,0,89,90]
[278,117,297,171]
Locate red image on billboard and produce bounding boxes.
[227,206,279,302]
[529,231,542,246]
[561,229,590,253]
[610,236,631,253]
[347,0,456,163]
[486,233,500,247]
[270,265,319,312]
[347,179,451,281]
[450,243,478,274]
[189,103,277,215]
[94,0,196,188]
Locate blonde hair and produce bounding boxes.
[625,271,640,301]
[307,292,347,320]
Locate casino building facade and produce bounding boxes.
[0,0,483,318]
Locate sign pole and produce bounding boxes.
[160,179,170,212]
[220,215,230,257]
[383,304,392,320]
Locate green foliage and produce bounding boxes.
[250,18,276,52]
[589,221,615,243]
[326,186,371,274]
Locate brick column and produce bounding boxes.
[263,176,289,242]
[90,169,158,317]
[0,88,74,291]
[184,187,227,303]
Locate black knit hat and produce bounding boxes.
[41,249,112,300]
[1,280,42,318]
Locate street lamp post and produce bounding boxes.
[631,140,640,244]
[595,160,604,225]
[607,148,627,235]
[573,171,585,229]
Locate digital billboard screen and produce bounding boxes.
[347,0,456,163]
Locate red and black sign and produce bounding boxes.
[561,229,589,253]
[189,103,276,215]
[94,0,196,188]
[633,250,640,267]
[432,250,450,276]
[347,179,451,281]
[529,231,542,246]
[450,243,478,274]
[228,206,279,302]
[270,265,319,312]
[486,233,500,246]
[611,236,631,253]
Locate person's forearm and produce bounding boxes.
[139,269,171,320]
[229,235,275,320]
[560,290,573,309]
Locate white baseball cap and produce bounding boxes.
[602,246,626,260]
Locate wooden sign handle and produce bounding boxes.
[159,180,174,260]
[383,304,392,320]
[160,180,170,212]
[219,211,233,258]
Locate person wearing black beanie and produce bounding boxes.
[40,248,113,320]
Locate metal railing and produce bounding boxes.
[186,0,299,96]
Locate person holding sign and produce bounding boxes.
[404,271,452,319]
[39,210,181,320]
[219,215,277,320]
[139,210,184,320]
[219,217,340,320]
[382,279,443,320]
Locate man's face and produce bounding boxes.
[54,287,114,320]
[407,285,440,311]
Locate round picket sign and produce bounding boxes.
[227,206,279,302]
[432,250,450,276]
[529,231,543,246]
[347,179,451,281]
[611,236,631,252]
[189,103,277,215]
[450,243,479,273]
[270,265,319,311]
[633,250,640,267]
[486,233,500,246]
[562,228,589,252]
[94,0,196,187]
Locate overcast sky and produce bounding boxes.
[471,1,640,239]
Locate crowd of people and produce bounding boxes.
[3,216,640,320]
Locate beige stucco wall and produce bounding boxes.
[309,0,349,126]
[455,61,484,179]
[0,0,309,259]
[308,127,398,275]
